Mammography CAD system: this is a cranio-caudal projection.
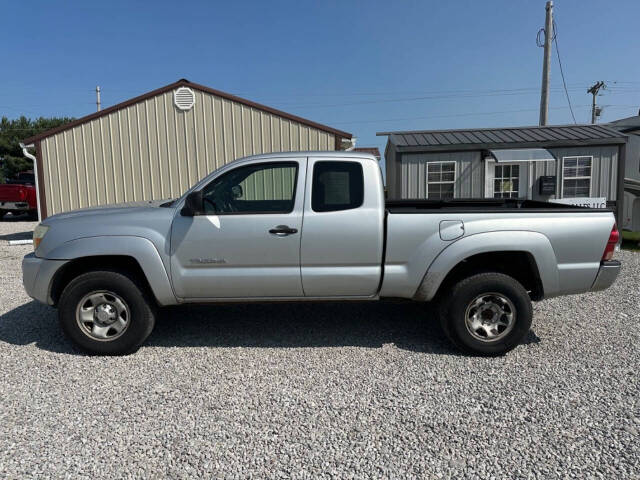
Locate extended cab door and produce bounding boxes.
[300,157,385,296]
[170,158,306,298]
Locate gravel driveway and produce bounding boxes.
[0,219,638,479]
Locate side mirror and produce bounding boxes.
[181,190,204,216]
[231,184,243,199]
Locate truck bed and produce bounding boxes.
[385,198,612,213]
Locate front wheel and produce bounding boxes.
[58,270,156,355]
[439,272,533,356]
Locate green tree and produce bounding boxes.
[0,116,74,183]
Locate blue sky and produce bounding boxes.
[2,0,640,164]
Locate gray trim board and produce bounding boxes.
[618,143,626,224]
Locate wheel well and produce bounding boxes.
[49,255,156,306]
[435,251,544,301]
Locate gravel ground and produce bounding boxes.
[0,218,638,479]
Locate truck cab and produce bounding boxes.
[171,153,384,299]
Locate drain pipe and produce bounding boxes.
[19,143,41,222]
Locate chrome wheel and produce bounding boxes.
[464,292,516,343]
[75,291,130,341]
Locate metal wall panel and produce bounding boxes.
[548,145,618,200]
[40,89,336,215]
[399,151,482,199]
[394,145,618,201]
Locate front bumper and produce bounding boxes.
[22,253,68,305]
[590,260,621,292]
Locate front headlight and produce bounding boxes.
[33,224,50,251]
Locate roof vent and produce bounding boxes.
[174,87,195,111]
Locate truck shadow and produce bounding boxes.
[0,213,34,222]
[0,300,540,356]
[0,230,33,242]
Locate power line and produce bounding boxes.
[4,82,634,113]
[249,85,587,102]
[3,100,639,131]
[1,105,637,132]
[266,88,594,109]
[329,104,613,126]
[1,87,599,115]
[552,21,576,123]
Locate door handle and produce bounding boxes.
[269,225,298,236]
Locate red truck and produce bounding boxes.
[0,172,38,220]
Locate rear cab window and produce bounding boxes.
[312,161,364,212]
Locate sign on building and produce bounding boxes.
[550,197,607,208]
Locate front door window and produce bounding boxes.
[202,162,298,214]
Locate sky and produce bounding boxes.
[2,0,640,167]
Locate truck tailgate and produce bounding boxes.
[0,185,29,202]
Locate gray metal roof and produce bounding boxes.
[608,115,640,133]
[377,124,627,152]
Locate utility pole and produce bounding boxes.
[587,81,605,123]
[96,86,101,112]
[539,0,553,126]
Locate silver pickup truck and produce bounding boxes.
[22,152,621,356]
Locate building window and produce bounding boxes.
[494,164,520,198]
[562,156,592,198]
[427,162,455,199]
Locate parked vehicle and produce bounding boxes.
[0,172,37,219]
[22,152,621,356]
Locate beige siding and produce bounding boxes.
[40,89,336,216]
[239,165,297,201]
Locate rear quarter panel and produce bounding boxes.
[381,211,615,299]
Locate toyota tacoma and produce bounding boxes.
[22,152,621,355]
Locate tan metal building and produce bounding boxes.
[23,79,352,219]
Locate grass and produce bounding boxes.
[622,231,640,251]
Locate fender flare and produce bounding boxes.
[47,235,176,306]
[414,230,559,301]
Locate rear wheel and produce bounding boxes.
[58,270,156,355]
[438,272,532,356]
[0,210,6,220]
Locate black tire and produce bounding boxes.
[0,210,6,220]
[438,272,532,356]
[58,270,156,355]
